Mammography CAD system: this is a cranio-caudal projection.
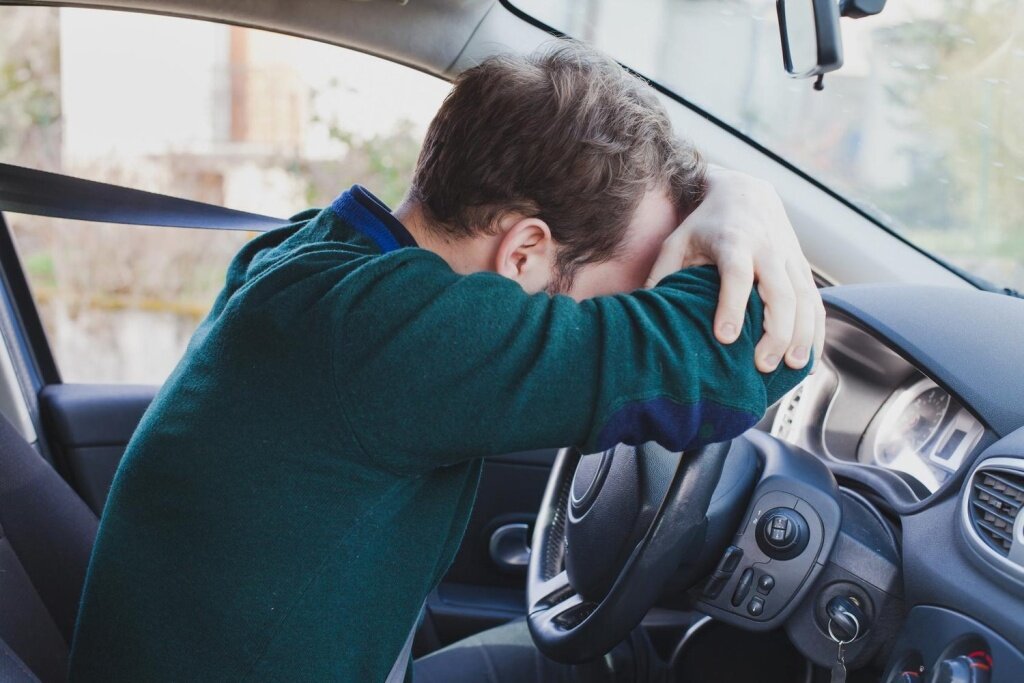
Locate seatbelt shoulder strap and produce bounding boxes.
[0,163,287,232]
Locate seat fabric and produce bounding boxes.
[0,413,99,682]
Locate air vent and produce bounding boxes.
[968,467,1024,556]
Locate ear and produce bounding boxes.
[493,216,557,293]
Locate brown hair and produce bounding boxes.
[409,40,705,285]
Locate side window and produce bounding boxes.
[0,7,449,384]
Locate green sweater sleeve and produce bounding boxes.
[333,252,808,474]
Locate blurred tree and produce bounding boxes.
[883,0,1023,283]
[0,6,62,170]
[296,77,425,208]
[0,8,435,381]
[288,120,422,209]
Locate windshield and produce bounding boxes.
[512,0,1024,292]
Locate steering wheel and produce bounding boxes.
[526,441,731,663]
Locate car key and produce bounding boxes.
[830,638,847,683]
[827,611,859,683]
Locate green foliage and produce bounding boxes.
[24,252,56,287]
[295,75,426,208]
[881,0,1024,283]
[288,122,422,209]
[0,7,62,167]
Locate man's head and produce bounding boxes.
[399,41,706,300]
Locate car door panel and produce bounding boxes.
[425,450,556,647]
[38,384,157,516]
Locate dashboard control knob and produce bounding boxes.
[755,507,810,559]
[933,653,992,683]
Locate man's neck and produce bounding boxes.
[392,199,496,275]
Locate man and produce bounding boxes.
[70,42,822,681]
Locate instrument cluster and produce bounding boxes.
[770,313,985,495]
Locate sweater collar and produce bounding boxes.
[330,185,418,253]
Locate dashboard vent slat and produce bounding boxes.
[969,468,1024,557]
[970,499,1017,527]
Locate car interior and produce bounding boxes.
[0,1,1023,682]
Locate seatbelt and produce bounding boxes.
[385,617,418,683]
[0,163,288,231]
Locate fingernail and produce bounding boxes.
[792,346,808,362]
[719,323,738,340]
[763,354,780,369]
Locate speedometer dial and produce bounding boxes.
[864,377,956,491]
[877,385,950,462]
[859,375,984,493]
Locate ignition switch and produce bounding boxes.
[826,595,868,642]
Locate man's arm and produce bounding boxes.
[333,255,808,475]
[646,168,826,374]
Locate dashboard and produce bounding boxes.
[770,312,988,496]
[756,285,1024,683]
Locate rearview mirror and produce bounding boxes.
[776,0,843,82]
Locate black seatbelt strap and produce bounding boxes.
[0,163,288,232]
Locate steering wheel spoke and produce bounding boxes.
[527,441,733,663]
[529,570,573,612]
[530,590,596,631]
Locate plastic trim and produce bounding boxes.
[0,213,58,385]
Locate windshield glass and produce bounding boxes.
[512,0,1024,292]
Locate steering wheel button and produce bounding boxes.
[716,545,743,574]
[702,571,729,599]
[747,596,765,617]
[756,508,810,560]
[731,567,754,607]
[756,574,775,594]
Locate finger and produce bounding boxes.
[783,260,816,370]
[713,250,754,344]
[644,231,691,289]
[754,258,797,373]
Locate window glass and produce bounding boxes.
[0,7,450,383]
[513,0,1024,293]
[6,214,251,384]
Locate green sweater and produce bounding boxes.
[70,186,808,681]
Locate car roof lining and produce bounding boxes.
[2,0,499,78]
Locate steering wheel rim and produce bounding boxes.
[526,440,731,663]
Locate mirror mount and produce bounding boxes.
[840,0,886,19]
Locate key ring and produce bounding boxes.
[827,612,861,645]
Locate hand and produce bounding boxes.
[644,168,825,373]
